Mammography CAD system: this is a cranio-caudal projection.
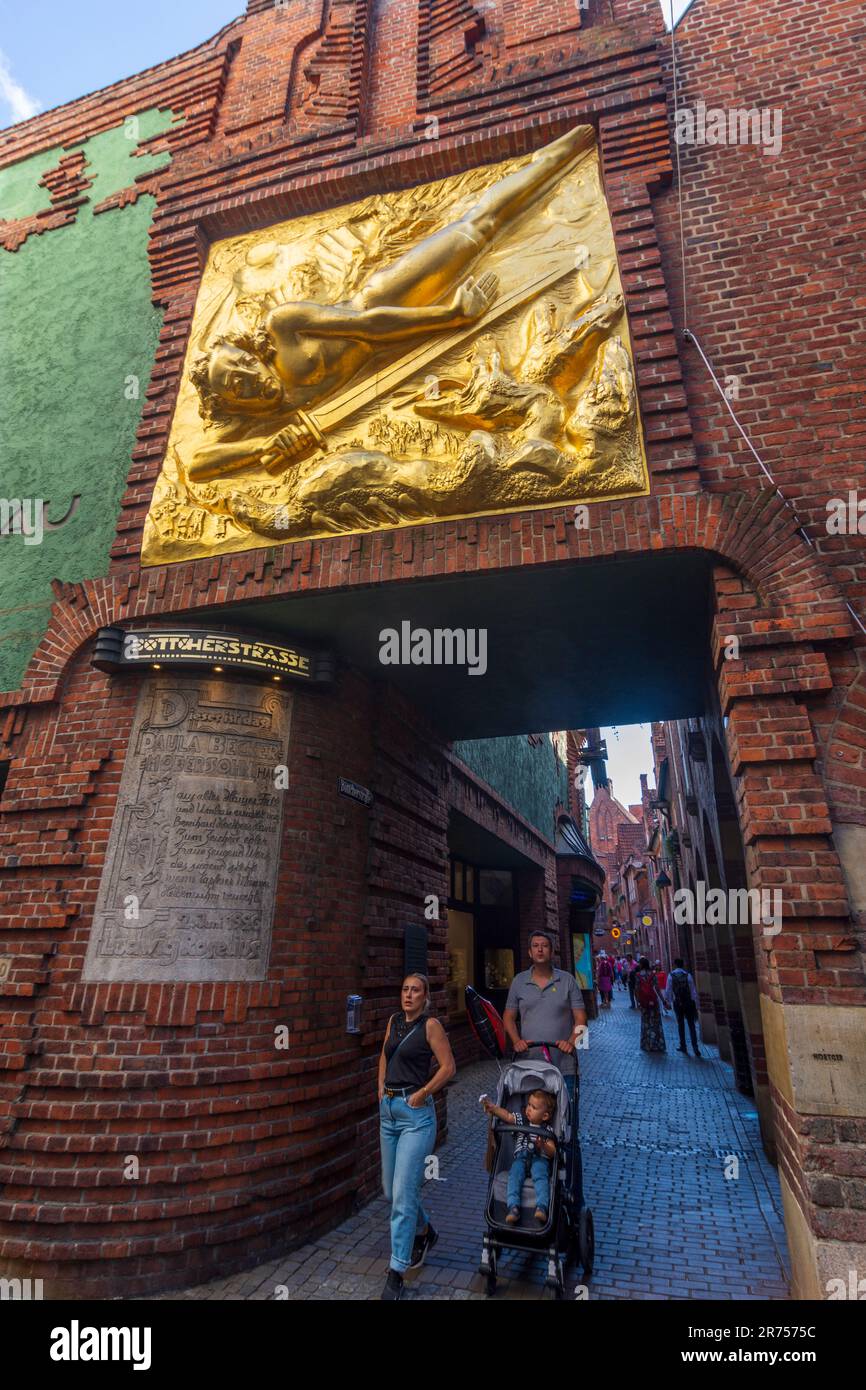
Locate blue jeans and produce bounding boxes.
[506,1151,551,1212]
[380,1094,436,1273]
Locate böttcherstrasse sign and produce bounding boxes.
[93,625,333,684]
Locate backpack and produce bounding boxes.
[635,972,657,1008]
[671,969,692,1010]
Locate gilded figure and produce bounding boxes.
[142,125,648,565]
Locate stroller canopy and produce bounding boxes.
[495,1058,571,1141]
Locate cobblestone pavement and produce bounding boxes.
[154,993,791,1301]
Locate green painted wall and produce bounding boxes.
[0,110,179,693]
[453,732,569,841]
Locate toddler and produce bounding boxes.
[482,1088,557,1224]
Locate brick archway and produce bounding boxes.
[5,485,852,709]
[0,485,859,1295]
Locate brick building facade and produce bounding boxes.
[648,713,770,1122]
[1,0,864,1300]
[588,781,641,952]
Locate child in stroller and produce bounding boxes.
[478,1050,593,1297]
[482,1089,557,1225]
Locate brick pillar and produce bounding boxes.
[702,818,750,1080]
[714,918,753,1090]
[690,912,717,1044]
[703,922,732,1061]
[716,584,866,1299]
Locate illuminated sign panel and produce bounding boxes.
[93,626,333,685]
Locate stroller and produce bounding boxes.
[478,1044,594,1298]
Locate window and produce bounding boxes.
[479,869,513,907]
[453,860,464,901]
[484,948,515,992]
[572,933,592,990]
[450,857,475,905]
[465,865,474,903]
[0,762,10,800]
[447,856,518,1011]
[447,909,474,1016]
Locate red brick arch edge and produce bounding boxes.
[0,486,853,715]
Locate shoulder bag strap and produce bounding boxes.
[390,1015,427,1056]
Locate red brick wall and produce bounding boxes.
[0,622,570,1293]
[624,0,866,787]
[0,637,462,1295]
[1,0,864,1293]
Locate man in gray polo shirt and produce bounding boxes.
[504,930,587,1205]
[504,930,587,1063]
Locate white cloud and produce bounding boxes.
[0,48,41,124]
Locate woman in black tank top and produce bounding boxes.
[377,973,456,1301]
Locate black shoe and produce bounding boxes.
[381,1269,404,1300]
[677,1045,687,1053]
[407,1222,438,1270]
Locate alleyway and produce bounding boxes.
[156,994,791,1302]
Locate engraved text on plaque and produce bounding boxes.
[82,675,291,982]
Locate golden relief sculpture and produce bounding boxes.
[142,126,648,565]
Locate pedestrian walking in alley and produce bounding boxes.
[634,955,670,1053]
[625,952,638,1008]
[377,973,456,1300]
[503,930,586,1200]
[664,957,702,1057]
[504,932,587,1066]
[596,952,614,1009]
[654,960,667,993]
[615,957,627,991]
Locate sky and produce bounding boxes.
[662,0,698,28]
[0,1,697,131]
[0,1,243,129]
[585,723,654,811]
[664,0,697,28]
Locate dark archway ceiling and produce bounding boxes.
[200,550,712,740]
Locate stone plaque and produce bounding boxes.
[762,996,866,1118]
[82,675,292,982]
[784,1005,866,1117]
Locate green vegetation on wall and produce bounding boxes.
[453,733,569,841]
[0,110,179,693]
